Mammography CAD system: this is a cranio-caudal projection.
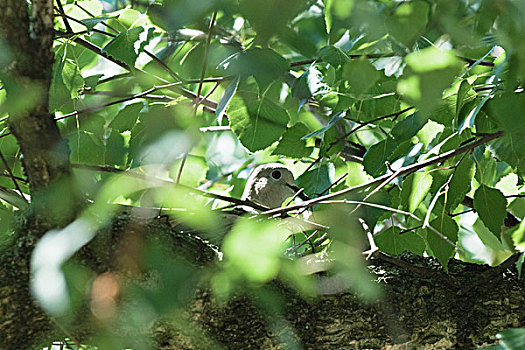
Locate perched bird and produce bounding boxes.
[241,163,308,209]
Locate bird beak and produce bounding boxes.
[286,184,310,201]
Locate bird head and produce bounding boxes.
[241,163,308,209]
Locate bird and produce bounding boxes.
[241,163,308,209]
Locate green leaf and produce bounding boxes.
[272,123,313,158]
[517,253,524,279]
[61,59,84,99]
[487,94,525,174]
[318,45,350,66]
[296,164,334,197]
[498,328,525,350]
[218,48,289,88]
[69,131,105,165]
[473,149,497,186]
[445,157,475,211]
[426,215,458,270]
[512,219,525,252]
[455,79,473,119]
[473,185,507,236]
[301,112,345,140]
[81,16,112,31]
[104,129,127,167]
[216,76,239,125]
[472,218,505,251]
[397,47,463,113]
[101,26,144,68]
[400,172,432,213]
[229,84,289,152]
[109,102,143,132]
[324,0,354,33]
[375,226,425,255]
[292,66,329,101]
[362,138,398,176]
[239,0,307,43]
[342,57,380,94]
[386,1,429,47]
[391,112,428,142]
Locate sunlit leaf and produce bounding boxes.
[426,215,458,270]
[375,226,425,255]
[398,47,462,113]
[400,172,432,213]
[101,27,145,68]
[342,57,380,94]
[473,185,507,236]
[228,83,289,152]
[318,45,350,66]
[216,76,239,125]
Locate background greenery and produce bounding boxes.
[1,0,524,348]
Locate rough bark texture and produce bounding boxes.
[154,253,524,350]
[0,0,76,211]
[2,211,523,349]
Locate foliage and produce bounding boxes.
[1,0,525,347]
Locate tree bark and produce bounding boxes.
[1,212,523,349]
[0,0,79,226]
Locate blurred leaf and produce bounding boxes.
[473,185,507,236]
[487,94,525,175]
[324,0,355,33]
[148,0,214,33]
[517,253,524,278]
[400,172,432,213]
[386,1,429,47]
[272,123,313,158]
[512,219,525,252]
[239,0,307,43]
[426,215,458,270]
[101,27,145,68]
[498,328,525,350]
[229,83,289,152]
[398,47,462,113]
[169,156,207,188]
[375,226,425,255]
[218,48,289,88]
[0,186,28,210]
[223,218,288,283]
[342,57,380,94]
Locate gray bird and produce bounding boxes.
[241,163,308,209]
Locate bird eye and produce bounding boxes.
[271,170,281,180]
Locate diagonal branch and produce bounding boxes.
[262,131,504,216]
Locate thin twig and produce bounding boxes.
[0,151,27,202]
[262,131,504,217]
